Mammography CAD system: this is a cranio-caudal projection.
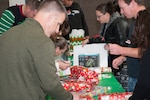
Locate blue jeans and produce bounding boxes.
[127,77,137,92]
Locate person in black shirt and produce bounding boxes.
[107,0,146,93]
[62,0,90,40]
[129,8,150,100]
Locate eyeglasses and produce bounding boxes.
[96,14,104,19]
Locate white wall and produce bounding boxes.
[9,0,25,6]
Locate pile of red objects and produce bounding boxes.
[79,92,132,100]
[70,66,99,85]
[62,79,94,92]
[98,92,132,100]
[61,66,99,92]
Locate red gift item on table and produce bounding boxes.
[98,92,132,100]
[61,66,99,92]
[61,78,94,92]
[70,66,99,85]
[80,95,95,100]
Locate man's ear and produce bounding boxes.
[130,0,136,7]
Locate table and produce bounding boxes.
[99,73,125,93]
[93,73,125,99]
[46,73,125,100]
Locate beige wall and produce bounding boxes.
[0,0,9,17]
[9,0,25,6]
[74,0,110,37]
[0,0,150,37]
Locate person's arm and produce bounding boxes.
[55,60,71,70]
[82,38,89,46]
[119,46,139,58]
[0,10,15,34]
[71,92,80,100]
[82,37,103,47]
[106,43,140,58]
[112,56,126,69]
[32,40,74,100]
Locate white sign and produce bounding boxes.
[9,0,25,6]
[73,43,108,67]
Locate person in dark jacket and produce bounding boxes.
[106,0,146,93]
[62,0,90,40]
[82,1,129,75]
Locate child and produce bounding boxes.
[54,36,71,71]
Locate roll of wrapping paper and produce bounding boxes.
[89,67,112,74]
[100,67,112,73]
[79,86,109,97]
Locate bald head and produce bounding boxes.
[38,0,67,17]
[34,0,67,37]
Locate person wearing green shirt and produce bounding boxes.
[0,0,79,100]
[0,0,41,35]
